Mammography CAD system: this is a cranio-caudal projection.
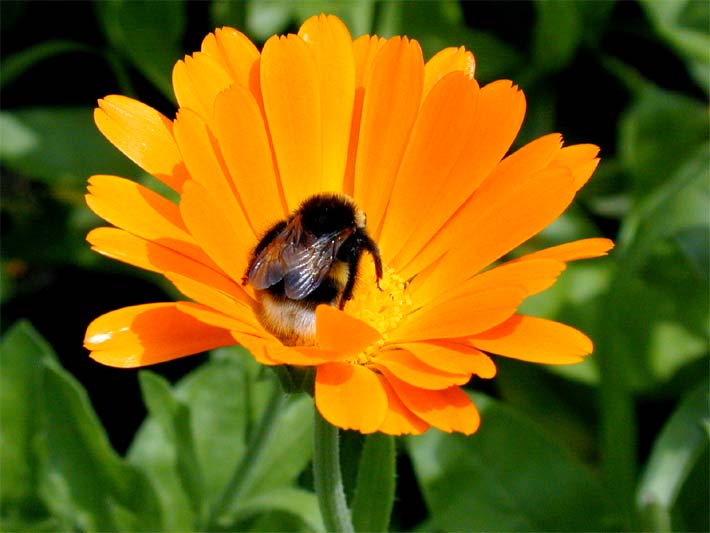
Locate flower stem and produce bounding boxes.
[351,433,396,532]
[205,378,286,530]
[313,412,354,533]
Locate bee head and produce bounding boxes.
[299,193,360,236]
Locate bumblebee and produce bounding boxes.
[244,193,383,345]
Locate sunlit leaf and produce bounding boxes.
[94,0,186,101]
[599,147,709,393]
[38,359,163,531]
[245,0,294,42]
[618,84,708,197]
[408,392,620,532]
[128,347,315,530]
[0,322,57,528]
[640,0,710,64]
[0,107,141,188]
[138,372,205,520]
[234,487,323,532]
[637,382,710,531]
[241,394,314,495]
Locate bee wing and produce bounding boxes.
[246,218,301,290]
[281,230,350,300]
[246,241,288,289]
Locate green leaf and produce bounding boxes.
[38,359,163,531]
[174,350,266,504]
[245,0,295,42]
[408,392,620,532]
[138,372,205,521]
[0,40,96,90]
[0,322,57,527]
[125,408,195,531]
[637,382,710,531]
[293,1,376,37]
[617,145,709,261]
[210,0,246,30]
[375,0,523,81]
[129,349,315,530]
[243,394,314,495]
[531,0,583,74]
[599,149,709,393]
[351,433,395,532]
[618,84,708,197]
[235,487,323,532]
[94,0,186,101]
[0,107,141,188]
[640,0,710,74]
[494,359,598,462]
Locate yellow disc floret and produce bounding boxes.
[345,263,413,364]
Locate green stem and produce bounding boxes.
[313,412,354,533]
[597,271,639,530]
[205,378,286,530]
[351,433,396,532]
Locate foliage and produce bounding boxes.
[2,1,708,531]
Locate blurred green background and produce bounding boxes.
[1,1,708,531]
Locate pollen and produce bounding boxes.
[346,263,413,363]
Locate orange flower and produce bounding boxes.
[84,14,613,435]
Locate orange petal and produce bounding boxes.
[172,52,233,122]
[200,27,260,96]
[87,227,246,301]
[395,80,526,272]
[407,166,576,301]
[173,108,258,237]
[213,84,287,234]
[392,286,526,343]
[551,143,600,190]
[352,35,388,88]
[165,272,256,325]
[423,258,567,309]
[378,71,478,262]
[94,96,187,192]
[268,343,349,366]
[260,34,322,209]
[179,179,252,284]
[315,362,388,433]
[512,237,615,263]
[374,349,470,390]
[394,341,497,377]
[376,375,429,435]
[423,46,475,97]
[353,37,424,238]
[173,303,276,366]
[316,305,381,355]
[85,175,212,265]
[343,35,388,194]
[401,132,563,280]
[298,14,356,192]
[385,375,480,434]
[85,303,236,368]
[470,314,593,364]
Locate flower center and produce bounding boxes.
[344,263,412,364]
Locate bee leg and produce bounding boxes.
[340,255,361,309]
[361,236,383,291]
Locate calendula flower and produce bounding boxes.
[84,14,613,435]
